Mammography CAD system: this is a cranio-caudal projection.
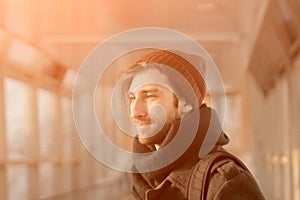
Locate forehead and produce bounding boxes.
[130,83,172,94]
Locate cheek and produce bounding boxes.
[163,105,178,121]
[165,97,179,119]
[128,102,132,115]
[129,103,133,113]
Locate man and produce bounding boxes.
[117,49,265,199]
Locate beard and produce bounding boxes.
[134,104,172,145]
[136,122,172,145]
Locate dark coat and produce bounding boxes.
[131,105,265,200]
[140,149,265,200]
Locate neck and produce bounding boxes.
[154,144,160,150]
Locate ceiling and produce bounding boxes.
[0,0,299,93]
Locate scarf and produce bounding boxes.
[131,105,229,199]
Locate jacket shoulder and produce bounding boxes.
[188,151,265,200]
[207,159,265,200]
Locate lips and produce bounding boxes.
[132,119,151,127]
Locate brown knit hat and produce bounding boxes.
[122,49,207,105]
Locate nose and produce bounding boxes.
[130,97,147,119]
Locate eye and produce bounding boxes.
[129,95,136,102]
[146,93,158,100]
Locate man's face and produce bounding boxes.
[129,83,179,145]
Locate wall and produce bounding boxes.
[247,64,300,200]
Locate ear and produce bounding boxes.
[172,95,181,120]
[176,108,181,120]
[177,99,193,117]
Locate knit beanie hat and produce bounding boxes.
[112,49,207,136]
[121,49,206,105]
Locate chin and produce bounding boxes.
[136,121,174,146]
[137,137,156,145]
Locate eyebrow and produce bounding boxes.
[140,89,159,93]
[129,88,159,95]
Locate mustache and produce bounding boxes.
[132,119,151,125]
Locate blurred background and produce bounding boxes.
[0,0,299,199]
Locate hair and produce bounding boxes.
[120,50,207,105]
